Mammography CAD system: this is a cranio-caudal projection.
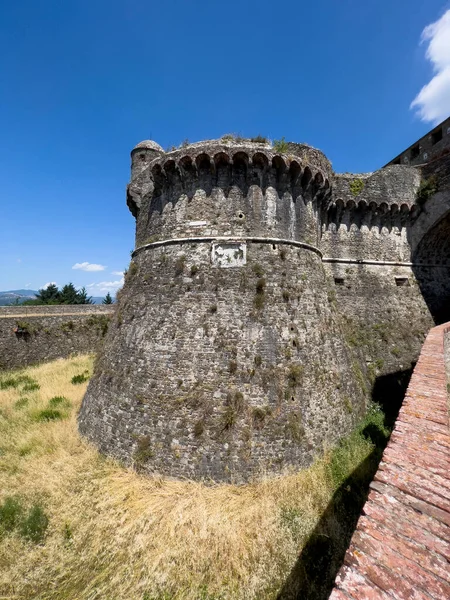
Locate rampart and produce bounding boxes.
[0,305,114,370]
[78,133,450,483]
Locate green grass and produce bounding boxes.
[0,496,48,543]
[34,408,64,422]
[0,496,24,533]
[71,371,90,385]
[48,396,71,408]
[0,374,39,391]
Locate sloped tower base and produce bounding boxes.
[79,242,366,483]
[78,139,367,483]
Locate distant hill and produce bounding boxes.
[0,290,107,306]
[0,289,39,306]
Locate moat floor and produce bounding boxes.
[330,323,450,600]
[0,355,387,600]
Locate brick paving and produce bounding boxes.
[329,324,450,600]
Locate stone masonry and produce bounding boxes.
[78,131,450,483]
[0,305,113,370]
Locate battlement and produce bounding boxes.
[132,138,332,172]
[332,166,421,207]
[128,138,334,248]
[324,197,420,233]
[128,138,332,215]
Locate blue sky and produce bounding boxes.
[1,0,449,294]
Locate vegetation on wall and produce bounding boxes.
[349,178,365,196]
[273,137,289,154]
[416,174,439,205]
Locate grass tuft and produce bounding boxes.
[0,496,24,533]
[19,504,49,543]
[71,371,90,385]
[34,408,64,422]
[48,396,71,408]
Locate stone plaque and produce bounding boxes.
[211,241,247,268]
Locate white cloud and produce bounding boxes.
[111,271,124,276]
[86,278,124,294]
[411,10,450,124]
[72,262,106,272]
[41,282,57,289]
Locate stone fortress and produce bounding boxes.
[78,117,450,483]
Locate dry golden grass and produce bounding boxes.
[0,355,377,600]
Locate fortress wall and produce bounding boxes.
[78,137,441,483]
[320,218,412,262]
[79,240,367,483]
[324,262,433,375]
[0,307,113,370]
[320,167,421,262]
[332,167,421,207]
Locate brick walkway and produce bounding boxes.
[329,324,450,600]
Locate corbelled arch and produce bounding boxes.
[412,205,450,323]
[408,190,450,256]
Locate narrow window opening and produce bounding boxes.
[410,145,420,159]
[432,129,443,145]
[334,277,345,286]
[395,277,410,287]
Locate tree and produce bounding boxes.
[76,287,94,305]
[60,283,78,304]
[27,283,93,305]
[102,292,113,304]
[35,284,60,304]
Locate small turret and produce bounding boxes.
[127,140,165,218]
[130,139,164,180]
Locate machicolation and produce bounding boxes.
[79,123,450,483]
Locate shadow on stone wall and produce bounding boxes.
[412,264,450,325]
[277,366,414,600]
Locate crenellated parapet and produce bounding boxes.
[323,166,421,233]
[331,166,421,206]
[128,139,333,248]
[323,197,420,233]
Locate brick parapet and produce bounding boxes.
[330,323,450,600]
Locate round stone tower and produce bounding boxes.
[79,138,366,483]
